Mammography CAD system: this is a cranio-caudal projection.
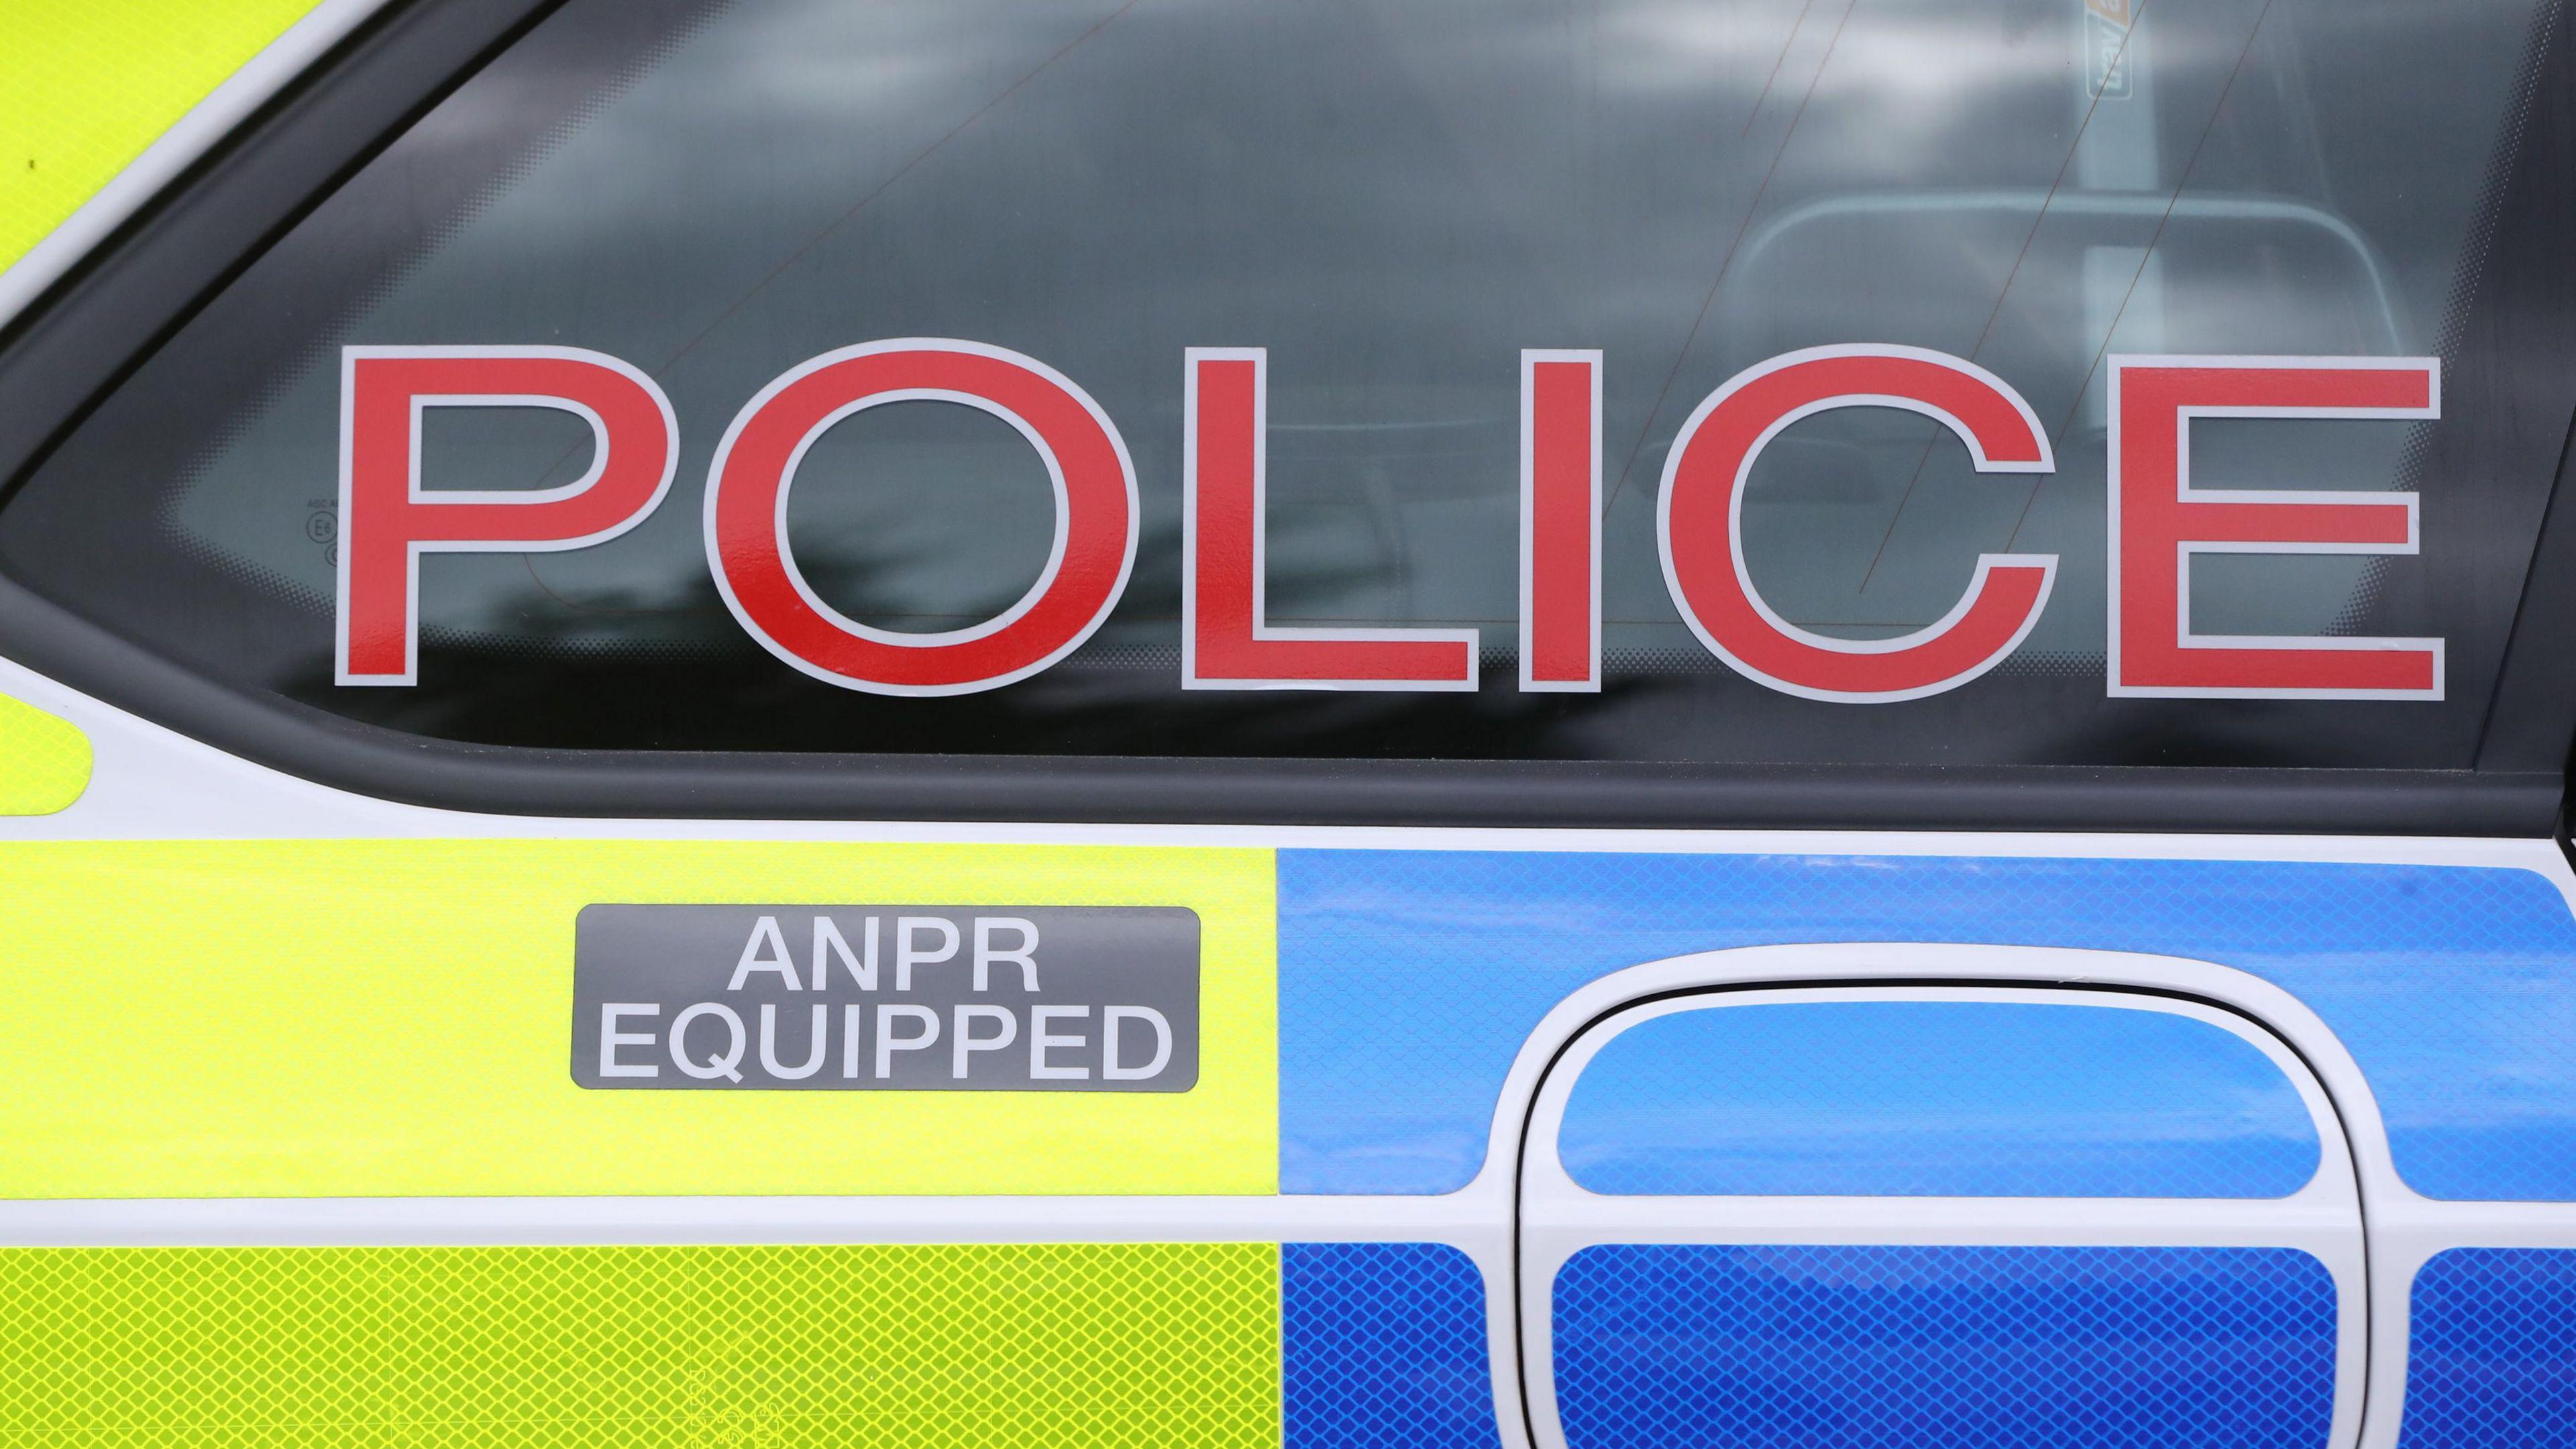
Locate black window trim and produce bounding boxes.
[0,0,2571,835]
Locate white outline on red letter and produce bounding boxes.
[335,344,678,687]
[1520,349,1603,692]
[2106,354,2442,700]
[1181,347,1480,691]
[702,339,1140,698]
[1656,344,2059,703]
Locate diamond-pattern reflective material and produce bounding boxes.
[1559,1000,2318,1197]
[2401,1248,2576,1449]
[0,692,87,814]
[1551,1244,2337,1449]
[0,1,320,270]
[1279,850,2576,1197]
[0,1242,1280,1448]
[1283,1242,1501,1449]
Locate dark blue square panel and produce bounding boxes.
[2402,1248,2576,1449]
[1284,1241,1501,1449]
[1554,1244,2337,1449]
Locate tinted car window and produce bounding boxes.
[1,0,2563,766]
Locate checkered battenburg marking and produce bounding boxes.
[0,1242,1280,1448]
[2401,1248,2576,1449]
[1552,1244,2337,1449]
[1283,1242,1500,1449]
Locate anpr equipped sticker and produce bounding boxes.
[571,905,1198,1091]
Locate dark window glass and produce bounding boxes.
[2,0,2565,765]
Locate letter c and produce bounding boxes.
[1657,345,2057,702]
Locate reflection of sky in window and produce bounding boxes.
[1558,1000,2322,1197]
[165,0,2540,655]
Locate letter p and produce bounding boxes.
[337,345,678,684]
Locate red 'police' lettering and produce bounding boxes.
[337,339,2454,704]
[2108,356,2443,699]
[703,339,1139,696]
[1183,348,1481,689]
[1657,345,2059,702]
[337,345,678,686]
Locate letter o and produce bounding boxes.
[704,339,1140,695]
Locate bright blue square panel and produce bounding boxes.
[1559,1000,2320,1197]
[1553,1244,2338,1449]
[1279,851,2576,1198]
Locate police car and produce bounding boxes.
[0,1,2570,1446]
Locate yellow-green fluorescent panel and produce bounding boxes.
[0,694,87,814]
[1,1,325,271]
[0,840,1275,1197]
[0,1242,1282,1448]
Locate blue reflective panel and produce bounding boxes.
[1277,852,2576,1199]
[1282,1242,1501,1449]
[1560,1001,2320,1197]
[2399,1248,2576,1449]
[1553,1244,2338,1449]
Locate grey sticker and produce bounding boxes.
[572,906,1198,1091]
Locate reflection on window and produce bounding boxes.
[0,0,2557,765]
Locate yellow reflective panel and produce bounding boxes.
[0,841,1277,1197]
[0,1242,1283,1448]
[0,694,89,815]
[0,1,323,271]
